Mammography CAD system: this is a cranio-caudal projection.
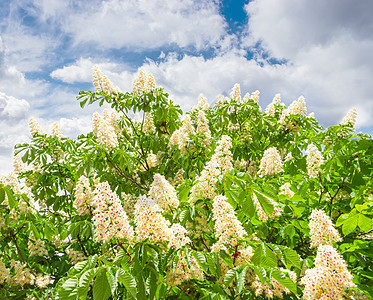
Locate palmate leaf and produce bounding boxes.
[236,266,248,294]
[252,243,277,268]
[271,269,298,295]
[223,269,236,288]
[117,268,137,298]
[93,269,112,300]
[269,244,301,269]
[54,276,79,300]
[78,267,101,300]
[252,189,274,215]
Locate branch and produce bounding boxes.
[77,234,89,257]
[105,154,148,190]
[11,234,26,264]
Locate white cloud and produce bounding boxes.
[243,0,373,127]
[0,92,31,175]
[50,58,134,90]
[0,92,30,119]
[51,58,95,83]
[63,0,229,50]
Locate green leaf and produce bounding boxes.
[55,276,79,300]
[272,269,297,294]
[253,189,274,215]
[0,187,5,203]
[336,214,349,227]
[252,243,277,268]
[206,254,218,276]
[242,192,255,218]
[107,267,118,296]
[358,214,372,232]
[178,182,192,203]
[193,251,208,272]
[226,189,240,209]
[93,269,111,300]
[223,269,235,288]
[4,186,17,209]
[78,268,100,300]
[283,248,301,269]
[236,266,248,293]
[253,266,267,284]
[342,214,359,235]
[73,260,89,273]
[117,268,137,298]
[219,250,233,268]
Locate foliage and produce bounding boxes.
[0,69,372,300]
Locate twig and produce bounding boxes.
[11,235,26,264]
[105,154,148,190]
[77,234,89,257]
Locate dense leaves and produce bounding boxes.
[0,73,372,299]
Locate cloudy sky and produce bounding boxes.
[1,0,373,174]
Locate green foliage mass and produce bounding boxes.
[0,74,372,299]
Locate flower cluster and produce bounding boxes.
[29,117,45,136]
[74,176,94,215]
[168,224,191,249]
[309,209,342,248]
[266,94,283,116]
[196,109,211,147]
[253,193,282,222]
[134,196,190,248]
[279,96,307,127]
[91,182,134,242]
[211,195,247,251]
[66,249,86,265]
[134,196,171,243]
[169,115,195,154]
[168,168,184,187]
[142,112,156,134]
[92,65,120,93]
[143,151,159,170]
[92,111,119,150]
[149,174,179,211]
[189,135,233,205]
[121,192,138,218]
[193,94,209,110]
[28,233,48,257]
[340,107,357,127]
[279,183,294,198]
[0,261,10,284]
[250,90,260,103]
[252,268,297,299]
[230,83,241,104]
[166,254,204,286]
[301,244,355,299]
[51,121,64,139]
[258,147,283,176]
[13,154,28,174]
[216,94,227,106]
[132,67,156,94]
[234,246,254,266]
[7,260,35,286]
[306,144,323,178]
[35,274,50,289]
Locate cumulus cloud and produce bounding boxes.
[51,58,95,83]
[0,92,30,119]
[62,0,229,50]
[50,58,134,90]
[243,0,373,127]
[0,92,31,175]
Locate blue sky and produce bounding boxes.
[1,0,373,173]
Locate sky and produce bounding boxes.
[1,0,373,174]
